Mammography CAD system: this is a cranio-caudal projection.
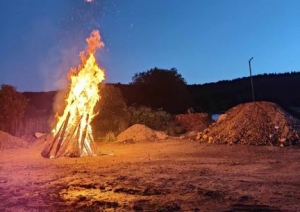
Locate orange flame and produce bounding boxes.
[52,30,105,156]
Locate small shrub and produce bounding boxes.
[127,106,172,131]
[166,121,186,136]
[102,131,117,142]
[92,84,128,139]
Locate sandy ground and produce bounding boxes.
[1,139,300,211]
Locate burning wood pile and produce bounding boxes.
[42,30,105,158]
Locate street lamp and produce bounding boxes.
[248,57,255,102]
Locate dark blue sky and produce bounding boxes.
[1,0,300,91]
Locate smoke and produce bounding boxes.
[37,0,117,91]
[38,0,109,127]
[40,0,114,89]
[40,43,80,129]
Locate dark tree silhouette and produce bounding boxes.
[131,67,191,114]
[0,84,28,134]
[92,84,128,137]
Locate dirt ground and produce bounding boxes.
[1,139,300,212]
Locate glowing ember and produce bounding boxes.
[42,30,105,158]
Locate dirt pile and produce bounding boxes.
[0,130,28,150]
[117,124,168,142]
[198,101,300,146]
[20,134,38,143]
[175,113,213,131]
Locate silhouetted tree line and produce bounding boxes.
[0,84,28,134]
[21,71,300,118]
[0,69,297,137]
[23,91,56,117]
[188,72,300,113]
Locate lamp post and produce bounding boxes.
[248,57,255,102]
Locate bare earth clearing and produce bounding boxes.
[1,139,300,211]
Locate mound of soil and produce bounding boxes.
[117,124,168,142]
[199,101,300,146]
[0,130,28,150]
[20,134,38,143]
[175,113,213,131]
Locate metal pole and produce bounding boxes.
[248,57,255,102]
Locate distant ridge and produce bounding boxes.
[188,72,300,113]
[22,72,300,115]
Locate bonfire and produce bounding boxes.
[41,30,105,158]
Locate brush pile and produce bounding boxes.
[175,113,213,131]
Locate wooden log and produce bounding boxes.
[41,116,66,158]
[80,114,90,155]
[56,119,80,157]
[54,112,71,156]
[89,133,97,155]
[64,118,82,157]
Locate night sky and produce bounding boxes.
[1,0,300,91]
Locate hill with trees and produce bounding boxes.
[0,84,28,134]
[0,70,291,137]
[21,71,300,117]
[23,72,300,116]
[188,72,300,113]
